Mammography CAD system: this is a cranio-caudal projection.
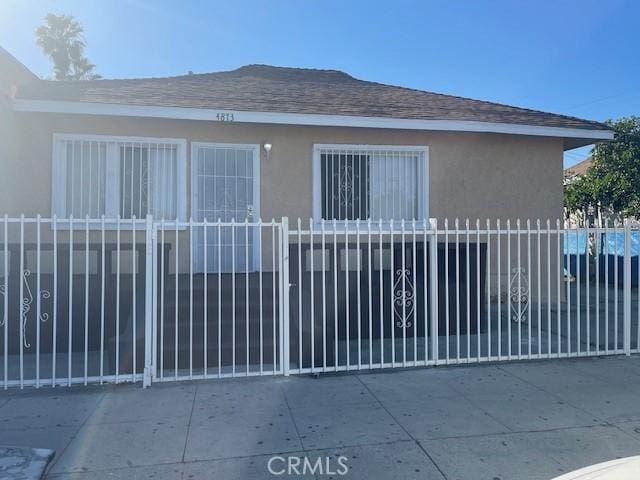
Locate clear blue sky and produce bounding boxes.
[1,0,638,167]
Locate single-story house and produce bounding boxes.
[0,48,621,385]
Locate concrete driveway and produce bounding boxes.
[2,357,640,479]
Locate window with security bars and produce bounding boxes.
[316,146,428,222]
[53,136,186,222]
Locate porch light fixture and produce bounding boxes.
[263,143,272,160]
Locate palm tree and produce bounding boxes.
[35,14,101,80]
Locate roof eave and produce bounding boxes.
[12,98,614,143]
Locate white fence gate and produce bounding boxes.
[1,215,639,388]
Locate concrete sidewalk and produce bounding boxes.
[2,357,640,479]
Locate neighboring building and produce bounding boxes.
[0,47,37,212]
[563,156,622,227]
[564,156,595,227]
[564,155,593,180]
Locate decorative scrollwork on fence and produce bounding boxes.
[509,267,529,323]
[0,270,50,348]
[393,268,415,328]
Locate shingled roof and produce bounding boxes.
[15,64,610,133]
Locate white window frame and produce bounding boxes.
[51,133,187,228]
[312,144,429,227]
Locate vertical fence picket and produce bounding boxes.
[455,219,460,362]
[486,219,491,360]
[100,216,105,382]
[476,219,481,361]
[507,220,512,360]
[378,219,384,367]
[52,216,57,386]
[390,219,395,367]
[333,219,338,371]
[465,219,471,362]
[36,215,41,387]
[2,215,7,389]
[310,218,316,372]
[322,220,328,371]
[585,222,590,355]
[297,219,302,371]
[496,219,501,360]
[132,216,137,379]
[245,219,250,374]
[367,219,372,368]
[116,216,121,382]
[445,219,450,363]
[356,219,361,369]
[401,219,406,367]
[595,225,600,354]
[67,216,73,387]
[624,220,632,355]
[527,219,532,359]
[412,219,417,365]
[204,220,208,377]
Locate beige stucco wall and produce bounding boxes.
[3,112,564,222]
[0,111,566,303]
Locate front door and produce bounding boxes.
[192,143,260,272]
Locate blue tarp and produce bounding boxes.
[563,232,588,255]
[563,232,640,256]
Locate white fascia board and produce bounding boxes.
[12,99,615,141]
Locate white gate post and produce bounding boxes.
[429,218,439,364]
[623,219,632,356]
[280,217,291,376]
[143,214,156,387]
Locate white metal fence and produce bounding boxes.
[1,215,638,388]
[0,216,150,388]
[286,218,640,373]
